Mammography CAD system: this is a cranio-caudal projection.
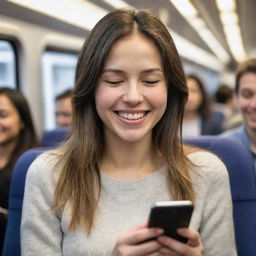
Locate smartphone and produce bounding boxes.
[148,200,194,243]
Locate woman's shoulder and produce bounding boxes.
[187,150,228,181]
[26,149,63,184]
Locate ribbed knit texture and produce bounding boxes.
[21,151,237,256]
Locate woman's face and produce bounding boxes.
[95,33,167,143]
[0,94,24,146]
[237,72,256,131]
[184,78,203,113]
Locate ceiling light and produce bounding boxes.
[170,0,230,63]
[171,0,197,17]
[215,0,247,62]
[189,17,205,30]
[103,0,133,9]
[198,28,230,63]
[224,25,247,61]
[220,12,238,25]
[7,0,225,70]
[7,0,108,30]
[170,29,224,71]
[216,0,235,12]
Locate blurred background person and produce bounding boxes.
[214,84,243,130]
[55,89,73,128]
[222,58,256,169]
[0,87,38,254]
[214,84,234,118]
[182,74,224,137]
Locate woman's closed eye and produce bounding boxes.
[103,79,161,86]
[104,80,124,85]
[143,80,160,85]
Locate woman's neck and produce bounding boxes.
[0,140,17,169]
[100,134,164,180]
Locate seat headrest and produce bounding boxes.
[41,127,70,147]
[9,147,51,209]
[184,136,256,200]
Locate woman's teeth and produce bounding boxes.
[118,112,146,120]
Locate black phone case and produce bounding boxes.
[148,204,194,243]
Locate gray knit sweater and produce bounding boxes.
[21,151,237,256]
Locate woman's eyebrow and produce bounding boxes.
[142,68,163,73]
[102,69,124,74]
[102,68,163,74]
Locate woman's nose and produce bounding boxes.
[122,82,143,105]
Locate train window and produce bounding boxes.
[41,51,78,130]
[0,40,17,88]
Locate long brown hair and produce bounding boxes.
[52,9,194,232]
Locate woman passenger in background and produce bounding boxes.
[0,87,38,253]
[182,74,224,137]
[21,9,236,255]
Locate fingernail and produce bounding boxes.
[177,228,185,234]
[158,236,166,242]
[156,228,164,235]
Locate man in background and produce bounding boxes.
[55,89,73,127]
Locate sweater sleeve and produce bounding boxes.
[21,153,63,256]
[197,153,237,256]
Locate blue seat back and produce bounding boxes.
[2,148,50,256]
[41,127,69,147]
[184,136,256,256]
[4,136,256,256]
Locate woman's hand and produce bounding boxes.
[157,228,203,256]
[0,206,8,215]
[111,221,165,256]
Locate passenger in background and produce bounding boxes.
[214,84,234,119]
[222,58,256,169]
[0,87,38,254]
[55,89,73,127]
[21,9,236,256]
[214,84,243,130]
[182,74,224,137]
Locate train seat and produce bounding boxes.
[3,136,256,256]
[2,148,50,256]
[184,135,256,256]
[41,127,70,147]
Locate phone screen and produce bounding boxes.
[148,201,194,243]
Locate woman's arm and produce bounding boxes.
[199,155,237,256]
[21,154,62,256]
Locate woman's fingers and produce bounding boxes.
[133,220,148,230]
[128,240,163,256]
[111,223,165,256]
[177,228,201,247]
[119,227,164,245]
[0,207,8,215]
[159,246,180,256]
[157,228,203,256]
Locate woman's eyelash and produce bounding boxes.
[104,80,160,85]
[104,80,123,85]
[143,80,160,84]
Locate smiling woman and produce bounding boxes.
[0,88,38,254]
[95,33,167,144]
[21,9,237,256]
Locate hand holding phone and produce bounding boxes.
[148,200,194,243]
